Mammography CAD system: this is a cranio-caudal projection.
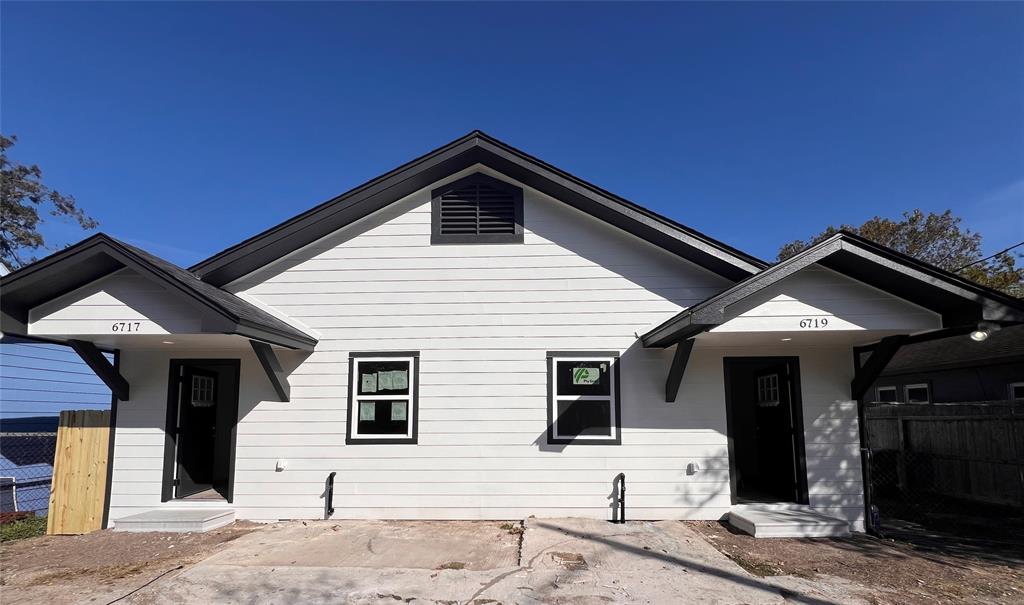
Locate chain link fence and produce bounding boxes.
[864,401,1024,538]
[0,429,58,519]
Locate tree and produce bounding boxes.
[777,210,1023,297]
[0,134,98,270]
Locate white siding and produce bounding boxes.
[104,166,861,529]
[713,265,940,333]
[29,269,211,336]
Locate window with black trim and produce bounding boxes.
[904,383,930,404]
[431,173,524,244]
[1008,382,1024,400]
[876,386,898,403]
[346,352,419,444]
[547,352,620,445]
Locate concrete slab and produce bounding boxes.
[112,509,234,533]
[201,520,519,570]
[130,518,872,604]
[729,504,851,538]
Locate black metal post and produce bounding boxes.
[325,471,336,519]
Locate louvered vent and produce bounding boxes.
[431,174,523,244]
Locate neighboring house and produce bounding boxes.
[869,323,1024,404]
[1,132,1021,532]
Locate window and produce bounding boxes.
[1009,382,1024,401]
[190,374,216,408]
[547,352,620,445]
[431,173,524,244]
[904,383,930,404]
[876,386,899,403]
[756,374,780,407]
[346,352,419,444]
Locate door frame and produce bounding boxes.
[722,356,809,505]
[161,358,241,503]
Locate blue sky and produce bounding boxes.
[2,2,1022,267]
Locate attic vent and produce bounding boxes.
[431,173,524,244]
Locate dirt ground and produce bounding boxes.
[0,521,259,604]
[688,520,1024,605]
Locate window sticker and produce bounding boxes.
[359,401,376,421]
[391,401,407,421]
[572,366,601,385]
[377,370,408,391]
[360,372,378,393]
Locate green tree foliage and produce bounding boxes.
[0,134,98,269]
[778,210,1023,297]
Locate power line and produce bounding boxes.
[954,241,1024,272]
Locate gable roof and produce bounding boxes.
[0,234,317,350]
[642,231,1024,347]
[189,130,768,286]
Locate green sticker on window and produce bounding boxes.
[391,401,407,421]
[359,401,376,421]
[572,367,601,385]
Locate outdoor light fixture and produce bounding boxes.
[161,340,175,345]
[780,337,792,342]
[969,322,1000,342]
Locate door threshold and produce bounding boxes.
[174,487,229,503]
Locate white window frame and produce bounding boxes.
[548,353,620,445]
[347,354,418,444]
[876,385,899,403]
[1008,382,1024,401]
[904,383,930,404]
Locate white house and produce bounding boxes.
[2,131,1021,533]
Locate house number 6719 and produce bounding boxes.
[798,318,829,329]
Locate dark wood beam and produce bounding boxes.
[665,339,695,403]
[68,339,129,401]
[850,334,908,401]
[250,340,290,402]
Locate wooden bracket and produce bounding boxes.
[250,340,290,402]
[665,339,695,403]
[68,340,129,401]
[850,334,908,401]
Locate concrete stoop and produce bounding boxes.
[728,504,851,538]
[113,509,235,533]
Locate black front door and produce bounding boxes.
[751,362,799,501]
[175,367,218,498]
[164,359,240,501]
[724,357,808,504]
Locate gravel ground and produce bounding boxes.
[688,520,1024,605]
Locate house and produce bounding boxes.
[868,323,1024,404]
[1,131,1021,533]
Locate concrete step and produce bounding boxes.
[727,504,851,538]
[113,509,235,533]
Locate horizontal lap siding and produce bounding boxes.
[218,167,734,520]
[106,167,864,527]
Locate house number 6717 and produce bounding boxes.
[111,322,141,332]
[798,318,829,329]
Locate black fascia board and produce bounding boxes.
[189,131,767,286]
[641,232,1024,348]
[0,234,317,350]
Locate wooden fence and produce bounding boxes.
[865,401,1024,507]
[47,410,110,534]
